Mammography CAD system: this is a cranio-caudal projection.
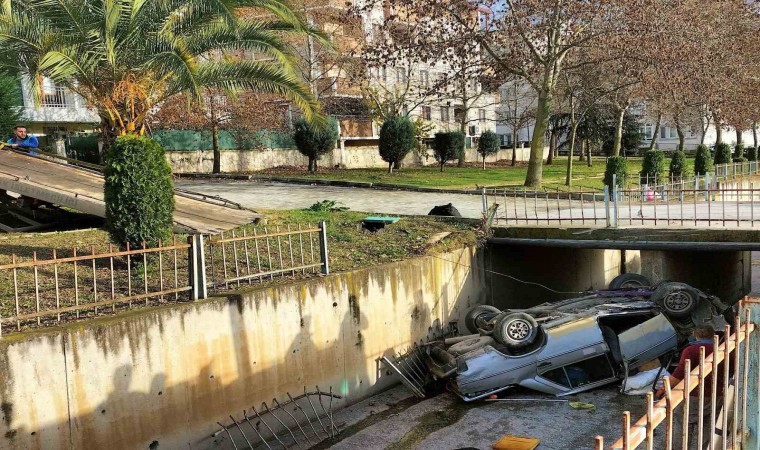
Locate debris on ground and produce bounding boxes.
[569,401,596,413]
[428,203,462,217]
[492,435,541,450]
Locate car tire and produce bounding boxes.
[609,273,652,289]
[449,336,496,356]
[464,305,501,334]
[652,282,699,319]
[492,313,539,349]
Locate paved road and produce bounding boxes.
[179,180,487,217]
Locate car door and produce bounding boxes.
[617,313,678,369]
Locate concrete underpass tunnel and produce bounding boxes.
[485,244,751,310]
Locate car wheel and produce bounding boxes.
[464,305,501,334]
[449,336,496,356]
[609,273,652,289]
[652,282,699,319]
[493,313,539,349]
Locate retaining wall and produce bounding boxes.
[0,247,485,450]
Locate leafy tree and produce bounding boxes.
[746,147,758,162]
[477,131,501,170]
[694,144,714,175]
[104,136,174,248]
[641,150,666,183]
[669,151,687,178]
[0,72,22,138]
[734,142,745,159]
[602,112,642,156]
[293,117,338,173]
[603,156,628,189]
[714,142,732,165]
[0,0,323,151]
[433,132,464,172]
[378,116,415,173]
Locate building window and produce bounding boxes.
[661,127,667,139]
[420,70,430,89]
[641,124,653,139]
[41,82,68,108]
[454,107,465,124]
[397,67,407,84]
[440,106,450,122]
[381,67,387,82]
[478,109,487,123]
[669,127,678,139]
[421,106,432,120]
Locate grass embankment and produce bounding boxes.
[0,210,480,328]
[255,157,656,190]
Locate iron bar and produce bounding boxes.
[242,229,252,283]
[231,230,240,287]
[33,252,40,325]
[109,244,115,311]
[53,249,60,321]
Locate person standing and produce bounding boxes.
[7,125,39,155]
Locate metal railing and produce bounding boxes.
[0,222,331,336]
[482,184,760,228]
[204,221,329,290]
[594,302,756,450]
[631,161,760,191]
[41,86,69,108]
[0,238,192,336]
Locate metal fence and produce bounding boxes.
[204,222,329,290]
[0,238,192,336]
[594,302,756,450]
[0,222,330,336]
[483,184,760,228]
[631,161,760,191]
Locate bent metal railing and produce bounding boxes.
[0,222,330,336]
[594,302,755,450]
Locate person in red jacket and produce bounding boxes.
[656,325,725,450]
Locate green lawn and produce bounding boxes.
[256,157,659,191]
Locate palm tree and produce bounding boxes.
[0,0,326,149]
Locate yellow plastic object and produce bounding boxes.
[492,435,541,450]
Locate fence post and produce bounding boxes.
[746,301,760,450]
[318,221,330,275]
[481,188,487,215]
[188,235,208,300]
[612,174,619,228]
[604,185,611,228]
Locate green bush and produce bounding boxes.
[714,142,732,165]
[641,149,666,183]
[0,71,23,138]
[603,156,628,189]
[746,146,758,161]
[378,116,415,173]
[734,142,745,159]
[477,130,500,169]
[432,131,465,172]
[293,117,339,173]
[733,156,748,163]
[104,135,174,248]
[669,151,687,178]
[694,144,714,175]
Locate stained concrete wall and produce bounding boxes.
[165,146,549,173]
[486,245,633,308]
[0,247,485,450]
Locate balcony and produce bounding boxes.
[21,84,100,124]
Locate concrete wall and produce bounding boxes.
[0,247,486,450]
[165,145,549,173]
[640,250,751,303]
[486,245,634,308]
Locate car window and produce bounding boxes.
[540,355,615,389]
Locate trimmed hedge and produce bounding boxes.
[746,146,758,162]
[641,149,666,183]
[734,142,745,159]
[694,144,714,175]
[378,115,415,172]
[669,150,687,177]
[433,131,465,171]
[104,135,174,248]
[477,130,500,168]
[293,117,339,173]
[714,142,732,165]
[603,156,628,189]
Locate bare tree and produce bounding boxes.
[496,79,536,166]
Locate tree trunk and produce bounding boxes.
[393,160,401,170]
[511,129,518,166]
[440,162,444,172]
[612,106,627,156]
[525,89,551,187]
[586,140,592,167]
[578,142,584,161]
[308,157,316,173]
[736,129,743,146]
[388,161,393,174]
[99,121,118,163]
[753,122,758,148]
[457,116,467,167]
[715,120,723,144]
[546,131,555,165]
[649,113,662,150]
[482,154,486,170]
[212,124,221,174]
[565,122,578,186]
[676,126,685,152]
